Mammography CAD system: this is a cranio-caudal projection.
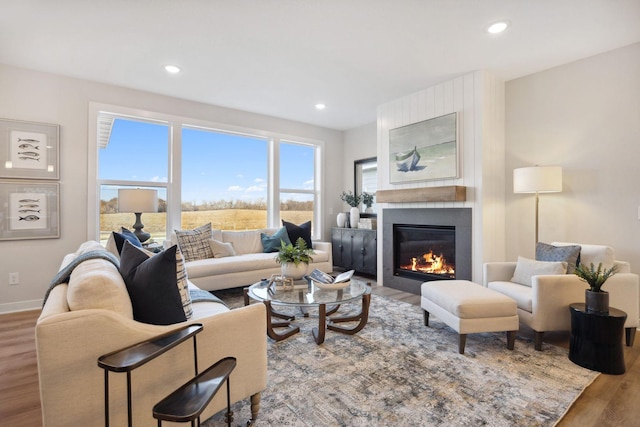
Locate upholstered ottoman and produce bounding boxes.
[421,280,519,354]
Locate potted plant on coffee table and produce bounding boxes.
[275,237,315,279]
[574,262,618,314]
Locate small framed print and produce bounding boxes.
[0,118,60,180]
[0,180,60,240]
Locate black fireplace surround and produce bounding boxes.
[383,208,472,295]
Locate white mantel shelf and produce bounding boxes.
[376,186,467,203]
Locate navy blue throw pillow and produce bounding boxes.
[282,220,312,249]
[119,241,187,325]
[112,227,142,254]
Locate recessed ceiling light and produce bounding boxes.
[487,21,509,34]
[315,103,326,110]
[164,65,181,74]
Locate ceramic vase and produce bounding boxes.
[337,212,347,228]
[349,207,360,229]
[585,290,609,314]
[281,263,308,280]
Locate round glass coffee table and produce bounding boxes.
[243,279,371,344]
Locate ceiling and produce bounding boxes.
[1,1,639,131]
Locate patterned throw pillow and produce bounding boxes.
[175,223,213,262]
[536,242,581,274]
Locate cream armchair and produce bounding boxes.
[483,243,639,351]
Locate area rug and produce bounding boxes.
[204,290,598,426]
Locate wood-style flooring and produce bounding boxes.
[1,284,639,426]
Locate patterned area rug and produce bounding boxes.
[204,289,598,426]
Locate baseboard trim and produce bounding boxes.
[0,299,42,314]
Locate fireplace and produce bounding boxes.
[394,224,456,281]
[383,208,472,294]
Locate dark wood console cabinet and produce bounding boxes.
[331,227,377,276]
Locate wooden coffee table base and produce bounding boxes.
[245,288,371,345]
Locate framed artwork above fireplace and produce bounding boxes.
[388,112,458,184]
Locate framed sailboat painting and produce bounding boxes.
[388,112,458,184]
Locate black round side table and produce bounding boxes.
[569,303,626,375]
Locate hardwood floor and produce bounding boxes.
[1,284,639,426]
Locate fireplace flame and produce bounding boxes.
[402,250,455,276]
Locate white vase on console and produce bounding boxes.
[349,207,360,229]
[337,212,347,228]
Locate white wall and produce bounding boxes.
[505,42,640,271]
[343,122,377,193]
[0,64,344,312]
[376,70,506,283]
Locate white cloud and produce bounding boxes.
[245,186,265,192]
[227,185,243,191]
[254,178,265,183]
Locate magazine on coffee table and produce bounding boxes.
[308,269,354,284]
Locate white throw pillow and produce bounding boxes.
[511,256,568,287]
[209,239,237,258]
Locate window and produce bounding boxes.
[92,104,324,242]
[279,141,316,230]
[181,127,268,230]
[97,116,169,243]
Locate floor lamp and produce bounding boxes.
[118,188,158,243]
[513,166,562,246]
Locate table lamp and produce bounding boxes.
[513,166,562,245]
[118,188,158,243]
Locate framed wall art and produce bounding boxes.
[0,118,60,180]
[389,112,458,184]
[0,180,60,240]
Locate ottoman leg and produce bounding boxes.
[534,331,544,351]
[423,310,430,327]
[507,330,516,350]
[458,334,467,354]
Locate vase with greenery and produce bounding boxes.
[340,190,362,208]
[275,237,315,279]
[362,192,374,212]
[574,262,618,313]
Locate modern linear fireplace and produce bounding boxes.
[383,208,472,294]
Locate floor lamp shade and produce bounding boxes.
[513,166,562,194]
[118,189,158,243]
[513,166,562,246]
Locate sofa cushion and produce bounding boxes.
[261,227,292,253]
[67,257,133,317]
[488,281,533,313]
[119,242,189,325]
[511,256,567,287]
[536,242,581,274]
[282,220,312,249]
[222,230,263,255]
[552,242,615,270]
[175,223,214,262]
[210,239,237,258]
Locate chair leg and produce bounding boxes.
[626,327,636,347]
[534,331,544,351]
[423,310,430,327]
[458,334,467,354]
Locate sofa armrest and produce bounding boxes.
[36,303,267,427]
[313,240,333,267]
[483,262,517,286]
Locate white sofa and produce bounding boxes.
[36,241,267,427]
[167,227,333,291]
[484,242,639,351]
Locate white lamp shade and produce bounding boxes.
[118,189,158,213]
[513,166,562,194]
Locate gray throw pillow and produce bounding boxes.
[536,242,581,274]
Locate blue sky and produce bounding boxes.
[99,119,314,204]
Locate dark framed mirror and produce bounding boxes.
[354,157,377,216]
